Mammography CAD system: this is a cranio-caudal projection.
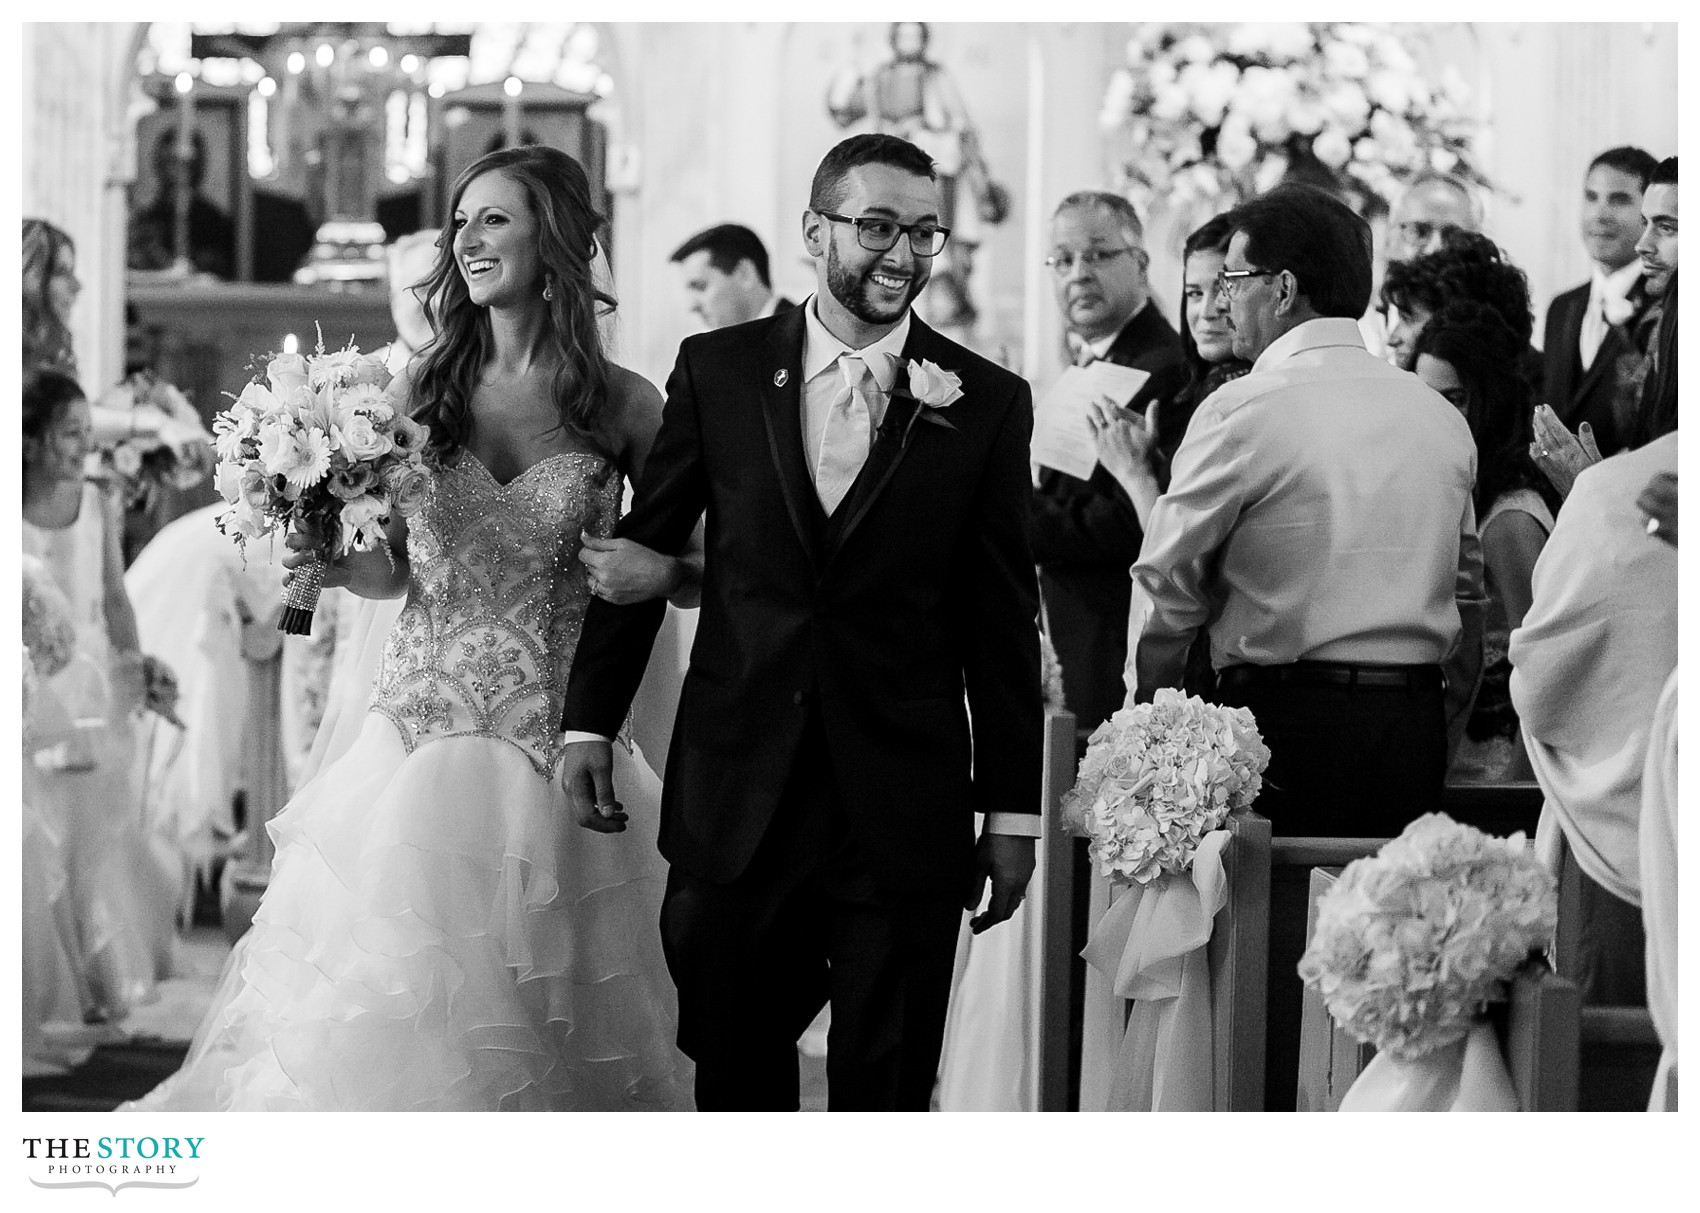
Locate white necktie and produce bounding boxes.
[816,353,874,515]
[1579,292,1608,372]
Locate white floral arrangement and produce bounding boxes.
[212,330,430,634]
[1061,688,1270,885]
[1038,623,1067,717]
[1101,22,1487,216]
[97,372,215,509]
[1298,813,1558,1062]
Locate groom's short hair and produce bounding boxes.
[810,134,937,213]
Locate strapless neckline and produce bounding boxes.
[459,448,609,490]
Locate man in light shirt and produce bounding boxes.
[669,222,797,330]
[1126,183,1483,840]
[1542,146,1659,457]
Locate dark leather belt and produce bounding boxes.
[1216,660,1444,691]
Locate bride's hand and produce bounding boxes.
[282,520,353,590]
[579,533,680,605]
[559,739,627,833]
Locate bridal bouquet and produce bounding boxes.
[1299,813,1557,1063]
[1061,688,1270,885]
[96,372,215,510]
[212,331,429,635]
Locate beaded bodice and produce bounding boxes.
[371,451,621,777]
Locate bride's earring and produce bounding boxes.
[542,279,554,303]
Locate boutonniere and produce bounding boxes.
[1603,294,1637,328]
[881,358,963,447]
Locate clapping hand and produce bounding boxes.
[1529,404,1603,501]
[1086,396,1160,488]
[1637,471,1677,548]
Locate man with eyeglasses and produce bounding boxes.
[559,133,1043,1112]
[1127,184,1484,1109]
[1367,172,1482,362]
[1030,190,1187,736]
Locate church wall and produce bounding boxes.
[24,22,139,394]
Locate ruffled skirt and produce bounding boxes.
[124,714,690,1111]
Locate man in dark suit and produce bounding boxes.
[1543,146,1659,458]
[669,222,797,329]
[559,134,1043,1111]
[1031,190,1187,733]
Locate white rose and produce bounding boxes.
[1312,126,1354,169]
[1216,114,1259,172]
[336,413,394,463]
[338,494,389,556]
[1174,34,1216,65]
[906,359,965,408]
[215,460,245,505]
[1288,96,1327,136]
[1151,81,1189,122]
[1324,39,1371,80]
[266,351,310,397]
[1367,68,1413,114]
[1180,60,1239,128]
[1323,81,1372,131]
[1228,22,1314,62]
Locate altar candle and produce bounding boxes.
[173,73,196,270]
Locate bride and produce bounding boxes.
[125,145,695,1111]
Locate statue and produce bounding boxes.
[827,22,1007,329]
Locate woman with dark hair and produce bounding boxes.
[1088,212,1252,523]
[1379,230,1541,393]
[1411,300,1557,781]
[23,367,182,1025]
[124,146,692,1111]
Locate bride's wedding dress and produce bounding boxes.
[125,451,689,1111]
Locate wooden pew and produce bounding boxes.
[1033,712,1078,1112]
[1297,867,1585,1111]
[1048,783,1544,1110]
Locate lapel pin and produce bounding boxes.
[773,369,789,387]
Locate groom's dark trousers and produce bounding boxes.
[659,711,963,1111]
[561,306,1043,1112]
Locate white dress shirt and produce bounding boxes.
[1578,260,1644,371]
[1126,317,1481,696]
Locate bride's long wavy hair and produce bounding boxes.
[410,146,616,460]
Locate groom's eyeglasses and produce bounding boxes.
[816,212,951,257]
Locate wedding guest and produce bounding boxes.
[23,367,181,1022]
[1412,301,1560,782]
[1543,146,1659,458]
[1127,183,1482,838]
[1365,171,1481,359]
[1031,189,1187,733]
[669,223,797,329]
[1533,270,1677,499]
[1636,474,1676,1110]
[1379,230,1544,394]
[1635,158,1678,300]
[1510,429,1676,1006]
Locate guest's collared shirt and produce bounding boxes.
[800,295,908,492]
[1579,260,1643,370]
[1126,317,1481,696]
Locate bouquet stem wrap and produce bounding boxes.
[279,557,326,635]
[1081,828,1230,1111]
[1338,1020,1520,1112]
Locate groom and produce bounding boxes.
[559,133,1043,1112]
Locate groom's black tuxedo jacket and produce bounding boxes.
[563,306,1043,897]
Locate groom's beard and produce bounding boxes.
[827,242,928,326]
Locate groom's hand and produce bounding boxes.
[560,739,627,833]
[966,834,1036,934]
